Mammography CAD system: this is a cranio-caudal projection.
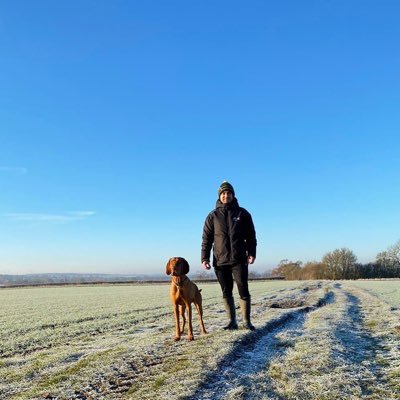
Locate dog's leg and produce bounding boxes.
[195,293,207,335]
[180,304,186,334]
[186,303,194,341]
[173,304,181,341]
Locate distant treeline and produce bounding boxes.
[0,273,284,288]
[0,273,169,287]
[3,240,399,286]
[269,240,400,280]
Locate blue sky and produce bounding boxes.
[1,1,399,275]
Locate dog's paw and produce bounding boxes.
[187,335,194,341]
[174,336,181,341]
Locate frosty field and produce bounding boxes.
[1,280,399,399]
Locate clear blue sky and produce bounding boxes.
[1,1,399,275]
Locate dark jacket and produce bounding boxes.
[201,198,257,267]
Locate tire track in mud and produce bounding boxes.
[181,291,335,400]
[68,285,396,400]
[66,290,333,400]
[21,283,400,400]
[333,286,393,397]
[183,285,395,400]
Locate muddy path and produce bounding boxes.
[64,284,332,400]
[178,283,399,400]
[181,291,335,400]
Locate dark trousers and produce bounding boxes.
[214,264,250,300]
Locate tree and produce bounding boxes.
[301,261,328,280]
[322,248,357,280]
[272,259,302,280]
[376,240,400,277]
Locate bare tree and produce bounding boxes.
[272,260,302,280]
[302,261,328,280]
[322,248,357,279]
[376,240,400,277]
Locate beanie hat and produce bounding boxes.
[218,181,235,197]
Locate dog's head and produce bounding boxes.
[166,257,190,276]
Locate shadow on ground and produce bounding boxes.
[181,291,335,400]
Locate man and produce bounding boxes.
[201,181,257,330]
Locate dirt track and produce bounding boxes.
[2,281,399,399]
[72,283,400,400]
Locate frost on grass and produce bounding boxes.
[344,282,400,397]
[180,285,332,400]
[266,284,400,400]
[1,280,400,399]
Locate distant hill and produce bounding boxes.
[0,271,279,288]
[0,273,169,287]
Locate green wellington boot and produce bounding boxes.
[222,296,238,330]
[240,297,256,331]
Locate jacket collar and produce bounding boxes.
[215,197,239,210]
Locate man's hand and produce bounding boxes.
[202,261,211,270]
[248,256,255,265]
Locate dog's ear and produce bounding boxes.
[165,258,172,275]
[182,258,190,274]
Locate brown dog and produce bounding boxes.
[166,257,207,341]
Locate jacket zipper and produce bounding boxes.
[227,208,234,263]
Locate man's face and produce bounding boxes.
[220,190,233,204]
